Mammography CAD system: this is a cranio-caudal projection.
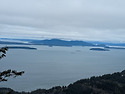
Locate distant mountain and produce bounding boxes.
[30,39,94,46]
[1,38,125,47]
[0,38,94,47]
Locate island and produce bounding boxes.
[8,46,37,50]
[90,48,110,51]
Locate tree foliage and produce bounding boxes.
[0,47,8,59]
[0,47,24,82]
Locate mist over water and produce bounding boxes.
[0,45,125,91]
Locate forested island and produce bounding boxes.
[8,46,37,50]
[1,70,125,94]
[90,48,110,51]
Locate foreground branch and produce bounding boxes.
[0,70,25,82]
[0,47,8,59]
[0,46,24,82]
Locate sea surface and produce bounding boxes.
[0,45,125,91]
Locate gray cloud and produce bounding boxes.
[0,0,125,42]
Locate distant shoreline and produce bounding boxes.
[90,48,110,51]
[7,46,37,50]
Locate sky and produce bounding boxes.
[0,0,125,42]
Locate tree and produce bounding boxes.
[0,46,24,82]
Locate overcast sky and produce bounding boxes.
[0,0,125,42]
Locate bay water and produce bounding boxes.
[0,45,125,91]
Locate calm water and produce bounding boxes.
[0,45,125,91]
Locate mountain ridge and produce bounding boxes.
[0,38,94,47]
[1,38,125,47]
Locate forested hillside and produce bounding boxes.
[1,70,125,94]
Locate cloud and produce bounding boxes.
[0,0,125,42]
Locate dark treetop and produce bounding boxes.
[1,70,125,94]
